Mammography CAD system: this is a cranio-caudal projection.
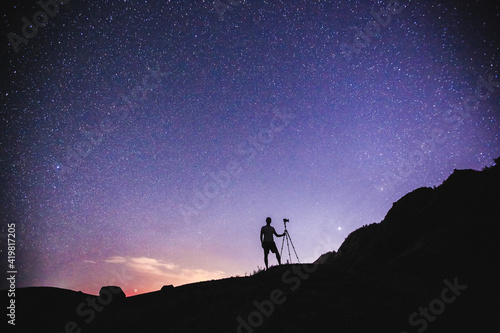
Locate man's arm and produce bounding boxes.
[260,227,264,243]
[274,229,285,237]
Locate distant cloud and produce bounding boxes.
[104,256,225,285]
[83,260,97,264]
[129,256,178,271]
[105,256,128,264]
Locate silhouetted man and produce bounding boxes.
[260,217,285,270]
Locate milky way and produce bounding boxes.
[1,0,499,295]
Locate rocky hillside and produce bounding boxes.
[333,157,500,273]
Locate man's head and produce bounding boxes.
[266,217,271,225]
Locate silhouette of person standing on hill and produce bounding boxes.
[260,217,285,270]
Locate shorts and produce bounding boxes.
[262,241,279,255]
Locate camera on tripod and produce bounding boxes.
[279,218,299,264]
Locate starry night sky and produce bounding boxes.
[1,0,499,295]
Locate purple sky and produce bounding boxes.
[1,0,499,295]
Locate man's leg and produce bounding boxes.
[264,246,269,269]
[271,242,281,265]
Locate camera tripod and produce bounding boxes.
[280,219,300,264]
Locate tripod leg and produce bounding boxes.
[287,233,301,264]
[280,236,285,259]
[286,234,292,264]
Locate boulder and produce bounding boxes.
[99,286,126,302]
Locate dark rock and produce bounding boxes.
[161,284,174,292]
[313,250,336,264]
[99,286,126,302]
